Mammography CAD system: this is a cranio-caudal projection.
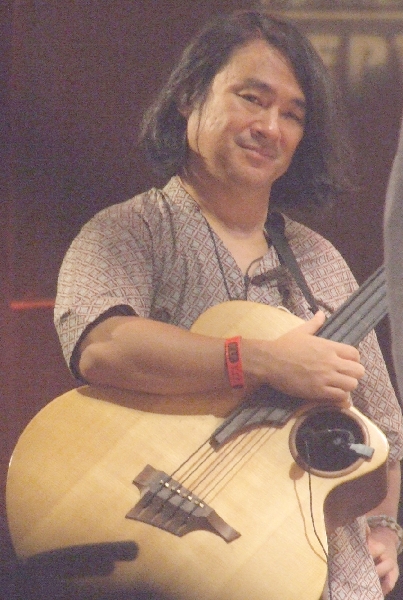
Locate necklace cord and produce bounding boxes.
[204,217,266,301]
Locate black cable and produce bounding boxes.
[305,439,334,600]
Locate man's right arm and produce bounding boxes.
[78,311,364,405]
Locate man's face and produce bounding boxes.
[182,39,306,195]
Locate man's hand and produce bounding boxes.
[251,311,365,406]
[367,524,400,595]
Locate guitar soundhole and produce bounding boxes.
[292,409,367,475]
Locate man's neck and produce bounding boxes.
[179,170,271,235]
[178,171,271,275]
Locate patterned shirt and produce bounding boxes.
[55,176,403,600]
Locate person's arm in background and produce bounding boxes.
[380,113,403,595]
[384,114,403,398]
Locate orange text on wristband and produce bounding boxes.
[225,336,245,389]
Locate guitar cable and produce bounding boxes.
[304,440,334,600]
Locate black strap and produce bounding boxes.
[266,212,319,315]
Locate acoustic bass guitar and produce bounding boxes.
[6,266,389,600]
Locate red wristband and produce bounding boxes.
[225,336,245,389]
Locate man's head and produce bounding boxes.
[179,38,307,200]
[141,10,353,209]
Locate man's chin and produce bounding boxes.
[228,165,282,191]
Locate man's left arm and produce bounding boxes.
[366,459,402,595]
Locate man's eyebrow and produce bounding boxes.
[240,77,306,110]
[239,77,274,93]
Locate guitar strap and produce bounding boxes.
[266,212,319,315]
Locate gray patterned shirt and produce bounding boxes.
[55,176,403,599]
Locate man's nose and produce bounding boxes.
[253,106,281,139]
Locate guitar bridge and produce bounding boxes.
[126,464,240,542]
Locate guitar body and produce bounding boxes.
[6,302,389,600]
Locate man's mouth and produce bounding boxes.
[241,143,278,160]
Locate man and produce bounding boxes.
[55,10,403,599]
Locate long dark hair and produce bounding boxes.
[140,10,354,210]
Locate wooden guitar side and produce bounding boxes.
[6,301,389,600]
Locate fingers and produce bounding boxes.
[299,344,365,403]
[374,552,399,595]
[253,310,366,403]
[337,359,365,381]
[295,312,365,382]
[367,527,400,595]
[334,363,365,391]
[304,314,366,395]
[295,310,326,335]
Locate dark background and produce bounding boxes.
[1,1,403,598]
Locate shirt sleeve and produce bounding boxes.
[54,200,155,372]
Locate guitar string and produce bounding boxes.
[316,266,385,345]
[178,426,273,501]
[169,398,276,485]
[158,430,278,530]
[158,421,289,537]
[174,434,243,488]
[170,425,270,498]
[144,434,245,524]
[172,444,217,482]
[134,438,215,516]
[192,427,277,502]
[170,437,216,480]
[153,413,277,515]
[168,392,288,501]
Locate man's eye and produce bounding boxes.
[240,94,261,105]
[285,111,305,125]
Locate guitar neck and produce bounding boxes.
[315,265,387,346]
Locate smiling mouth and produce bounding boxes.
[242,144,278,160]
